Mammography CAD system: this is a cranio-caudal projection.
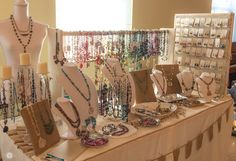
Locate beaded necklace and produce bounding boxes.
[10,15,33,53]
[1,81,9,133]
[53,29,66,66]
[55,101,80,128]
[180,73,194,92]
[61,68,94,114]
[199,77,214,96]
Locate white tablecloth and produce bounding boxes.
[0,96,234,161]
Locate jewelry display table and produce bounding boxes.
[0,96,233,161]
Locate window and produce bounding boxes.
[212,0,236,42]
[56,0,132,31]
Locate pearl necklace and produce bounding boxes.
[61,68,94,114]
[10,15,33,53]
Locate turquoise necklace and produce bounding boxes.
[61,68,94,114]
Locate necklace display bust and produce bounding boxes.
[0,0,48,74]
[176,69,195,96]
[195,72,216,102]
[57,63,98,126]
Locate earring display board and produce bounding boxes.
[21,100,60,155]
[129,69,156,103]
[155,64,182,94]
[173,13,234,96]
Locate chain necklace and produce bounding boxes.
[27,105,47,149]
[10,15,33,53]
[61,68,94,114]
[199,77,214,96]
[160,65,174,87]
[152,73,166,95]
[180,73,194,92]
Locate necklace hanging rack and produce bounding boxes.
[199,77,214,96]
[10,15,33,53]
[61,68,94,114]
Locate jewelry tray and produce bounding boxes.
[157,93,187,103]
[132,102,177,119]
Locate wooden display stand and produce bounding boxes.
[129,69,156,104]
[173,13,234,97]
[154,64,182,94]
[21,100,60,155]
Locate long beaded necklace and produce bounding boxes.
[1,81,9,133]
[199,77,214,96]
[53,29,66,66]
[180,73,194,92]
[55,101,81,136]
[153,73,166,95]
[10,15,33,53]
[38,101,54,135]
[61,68,94,114]
[27,105,47,148]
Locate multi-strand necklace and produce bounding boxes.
[1,82,9,133]
[61,68,94,114]
[10,15,33,53]
[55,101,81,136]
[199,77,214,96]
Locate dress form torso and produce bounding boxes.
[0,0,48,74]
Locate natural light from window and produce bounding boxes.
[212,0,236,42]
[56,0,132,31]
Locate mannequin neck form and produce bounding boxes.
[13,3,29,23]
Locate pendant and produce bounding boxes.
[76,129,81,137]
[20,33,29,36]
[88,107,94,114]
[207,87,212,96]
[44,120,54,135]
[167,81,173,87]
[38,137,47,149]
